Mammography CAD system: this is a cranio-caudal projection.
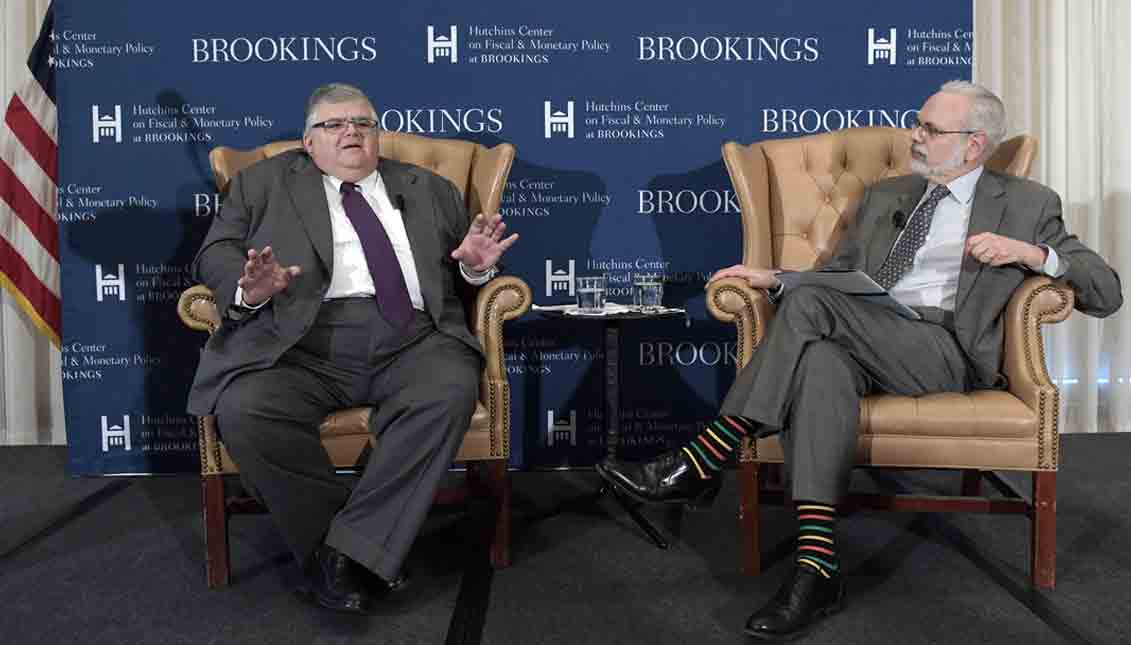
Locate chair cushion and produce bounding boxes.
[752,390,1044,470]
[317,402,491,468]
[861,391,1035,438]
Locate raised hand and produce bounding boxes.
[450,213,519,272]
[707,264,781,290]
[966,233,1046,269]
[237,246,301,306]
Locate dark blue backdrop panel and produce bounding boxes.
[56,1,972,474]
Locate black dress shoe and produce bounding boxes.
[361,566,411,596]
[595,450,721,508]
[295,544,372,614]
[744,565,845,641]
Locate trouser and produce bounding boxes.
[719,285,971,502]
[214,299,480,580]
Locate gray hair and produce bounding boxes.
[303,83,377,135]
[938,80,1007,158]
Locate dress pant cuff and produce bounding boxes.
[325,522,400,581]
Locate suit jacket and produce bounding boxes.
[823,169,1122,388]
[187,149,481,415]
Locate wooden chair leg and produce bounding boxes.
[961,469,983,496]
[741,461,761,575]
[1031,471,1056,589]
[486,461,511,569]
[202,474,230,588]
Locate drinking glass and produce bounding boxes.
[575,275,607,312]
[632,273,664,310]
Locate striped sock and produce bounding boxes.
[679,415,755,480]
[794,501,839,578]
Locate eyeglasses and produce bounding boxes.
[310,117,379,134]
[909,117,979,138]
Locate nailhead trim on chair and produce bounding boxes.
[479,282,529,458]
[181,290,219,334]
[710,283,763,464]
[1023,283,1070,470]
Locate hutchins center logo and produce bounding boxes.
[868,28,897,65]
[191,35,377,63]
[543,101,574,139]
[637,35,819,62]
[95,264,126,302]
[546,410,577,447]
[545,259,576,297]
[91,105,122,143]
[427,25,458,63]
[101,415,132,452]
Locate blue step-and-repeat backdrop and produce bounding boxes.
[57,1,972,474]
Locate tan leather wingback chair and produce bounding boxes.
[178,131,531,587]
[708,127,1066,588]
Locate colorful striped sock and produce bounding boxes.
[679,415,755,480]
[794,501,839,578]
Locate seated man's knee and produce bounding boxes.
[776,285,838,327]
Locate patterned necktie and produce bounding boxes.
[873,184,951,290]
[339,181,413,327]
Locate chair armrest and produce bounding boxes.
[706,277,775,371]
[1003,276,1074,470]
[470,275,531,459]
[178,285,220,335]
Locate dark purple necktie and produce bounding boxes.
[339,181,413,327]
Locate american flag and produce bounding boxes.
[0,3,59,347]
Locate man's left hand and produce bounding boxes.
[966,232,1046,270]
[451,213,519,272]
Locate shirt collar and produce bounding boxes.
[324,168,382,195]
[932,164,983,206]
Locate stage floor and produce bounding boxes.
[2,434,1127,644]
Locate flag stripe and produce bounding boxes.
[0,199,59,295]
[0,158,58,259]
[15,79,57,142]
[0,235,60,340]
[5,95,57,182]
[1,119,56,217]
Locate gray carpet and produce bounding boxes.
[1,435,1128,644]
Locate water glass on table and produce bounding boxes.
[633,273,664,311]
[576,275,607,312]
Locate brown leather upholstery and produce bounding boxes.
[709,127,1065,588]
[179,132,530,586]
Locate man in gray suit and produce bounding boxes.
[597,81,1121,640]
[187,83,517,613]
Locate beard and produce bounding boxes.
[910,142,966,179]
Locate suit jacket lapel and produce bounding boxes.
[286,154,333,274]
[955,171,1006,312]
[864,184,922,276]
[381,159,444,320]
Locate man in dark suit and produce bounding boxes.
[186,83,518,613]
[597,81,1121,640]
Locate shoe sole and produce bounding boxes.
[293,586,369,615]
[742,595,844,641]
[595,462,720,510]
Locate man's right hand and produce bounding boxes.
[706,264,781,290]
[237,246,301,306]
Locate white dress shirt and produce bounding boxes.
[887,165,1061,310]
[235,167,493,309]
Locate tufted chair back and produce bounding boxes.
[722,127,1036,272]
[208,130,512,220]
